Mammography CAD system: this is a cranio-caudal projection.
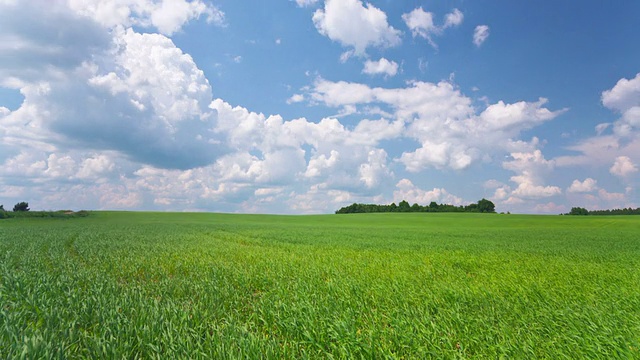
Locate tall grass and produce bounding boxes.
[1,212,639,358]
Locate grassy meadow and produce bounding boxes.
[1,212,639,358]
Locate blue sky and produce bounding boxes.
[1,0,639,214]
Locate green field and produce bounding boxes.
[1,212,639,358]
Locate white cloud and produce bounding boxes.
[444,9,464,28]
[288,185,353,214]
[601,74,640,138]
[402,7,437,45]
[294,0,318,7]
[567,178,598,193]
[533,202,566,214]
[312,0,401,56]
[68,0,225,35]
[0,2,225,170]
[307,78,563,172]
[359,148,391,189]
[556,74,640,172]
[602,73,640,113]
[362,58,398,77]
[402,7,463,48]
[597,188,626,205]
[502,150,562,200]
[610,156,638,178]
[473,25,490,47]
[210,98,398,194]
[287,94,305,104]
[393,179,464,205]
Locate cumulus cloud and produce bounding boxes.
[610,156,638,178]
[601,73,640,137]
[402,7,463,48]
[287,94,305,104]
[393,179,464,205]
[0,2,110,83]
[601,73,640,113]
[502,150,562,200]
[362,58,399,77]
[68,0,225,35]
[557,74,640,171]
[210,99,398,193]
[473,25,490,47]
[567,178,598,193]
[307,78,564,171]
[59,29,222,169]
[0,1,227,171]
[312,0,401,56]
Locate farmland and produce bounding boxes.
[1,212,639,358]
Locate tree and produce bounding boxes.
[477,198,496,213]
[398,200,411,212]
[568,207,588,215]
[0,204,4,211]
[13,202,30,212]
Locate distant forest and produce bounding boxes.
[566,207,640,216]
[336,199,496,214]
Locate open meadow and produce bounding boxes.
[1,212,639,358]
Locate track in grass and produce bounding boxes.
[1,212,639,358]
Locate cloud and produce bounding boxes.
[473,25,490,47]
[554,77,640,217]
[0,2,225,170]
[402,7,463,48]
[567,178,598,193]
[312,0,401,56]
[595,122,610,135]
[287,94,305,104]
[601,74,640,138]
[402,7,437,45]
[596,188,627,208]
[601,73,640,113]
[306,78,564,171]
[556,74,640,171]
[502,150,562,200]
[0,2,110,84]
[294,0,319,7]
[533,202,566,214]
[68,0,225,35]
[362,58,399,77]
[610,156,638,178]
[444,9,464,28]
[393,179,464,205]
[210,99,399,192]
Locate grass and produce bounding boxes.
[1,212,639,358]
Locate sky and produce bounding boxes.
[1,0,639,214]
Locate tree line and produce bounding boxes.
[0,202,89,219]
[566,207,640,216]
[336,198,496,214]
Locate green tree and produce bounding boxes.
[0,204,4,211]
[13,202,30,212]
[477,198,496,213]
[568,207,589,215]
[398,200,411,212]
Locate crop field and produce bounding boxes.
[1,212,640,358]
